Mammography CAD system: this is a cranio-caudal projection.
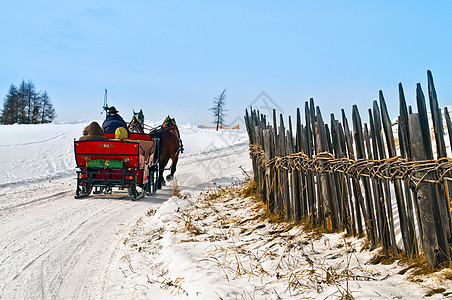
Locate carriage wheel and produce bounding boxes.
[146,170,152,195]
[152,169,159,193]
[128,184,138,201]
[150,169,156,194]
[75,181,93,198]
[93,186,104,194]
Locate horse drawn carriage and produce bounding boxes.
[74,132,160,200]
[73,107,183,201]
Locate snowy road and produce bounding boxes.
[0,123,250,299]
[0,180,172,299]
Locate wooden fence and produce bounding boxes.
[244,70,452,269]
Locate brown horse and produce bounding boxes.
[152,116,183,189]
[128,112,183,189]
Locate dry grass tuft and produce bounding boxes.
[241,181,257,198]
[147,272,188,296]
[369,249,438,282]
[172,177,181,197]
[369,249,405,265]
[205,183,240,202]
[360,238,373,252]
[397,256,433,280]
[440,269,452,280]
[175,209,205,236]
[425,287,446,297]
[259,207,285,224]
[298,217,335,238]
[235,288,256,300]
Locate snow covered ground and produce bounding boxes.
[0,121,451,299]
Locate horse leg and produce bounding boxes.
[158,158,169,189]
[166,154,179,182]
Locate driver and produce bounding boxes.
[102,106,127,133]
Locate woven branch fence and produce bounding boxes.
[244,70,452,269]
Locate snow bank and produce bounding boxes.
[111,185,452,299]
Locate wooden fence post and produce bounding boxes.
[366,115,390,252]
[296,108,308,218]
[380,92,415,256]
[428,70,452,237]
[304,102,317,223]
[342,109,364,237]
[325,121,344,230]
[316,107,340,230]
[409,113,450,268]
[338,121,357,235]
[399,83,423,254]
[352,105,377,245]
[371,101,398,253]
[272,109,283,217]
[288,115,302,220]
[279,114,291,219]
[263,129,276,213]
[409,82,450,268]
[331,114,352,234]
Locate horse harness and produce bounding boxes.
[127,115,184,154]
[162,117,184,154]
[163,125,184,154]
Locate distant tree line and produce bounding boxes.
[0,80,56,124]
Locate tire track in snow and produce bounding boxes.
[0,190,71,214]
[0,133,69,148]
[0,170,76,188]
[0,177,171,299]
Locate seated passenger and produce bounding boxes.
[79,122,109,141]
[113,126,130,141]
[102,106,127,133]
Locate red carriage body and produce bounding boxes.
[74,133,159,200]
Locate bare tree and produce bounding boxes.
[209,89,227,131]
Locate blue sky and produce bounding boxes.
[1,1,452,125]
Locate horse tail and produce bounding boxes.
[179,137,184,154]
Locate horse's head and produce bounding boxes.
[162,116,177,128]
[136,110,144,124]
[132,110,144,125]
[129,109,145,133]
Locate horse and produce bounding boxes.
[128,112,183,189]
[128,110,145,133]
[153,116,183,189]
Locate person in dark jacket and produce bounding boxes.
[102,106,127,133]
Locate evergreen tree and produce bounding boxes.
[1,84,19,124]
[40,91,56,123]
[0,80,56,124]
[17,80,28,124]
[25,80,37,124]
